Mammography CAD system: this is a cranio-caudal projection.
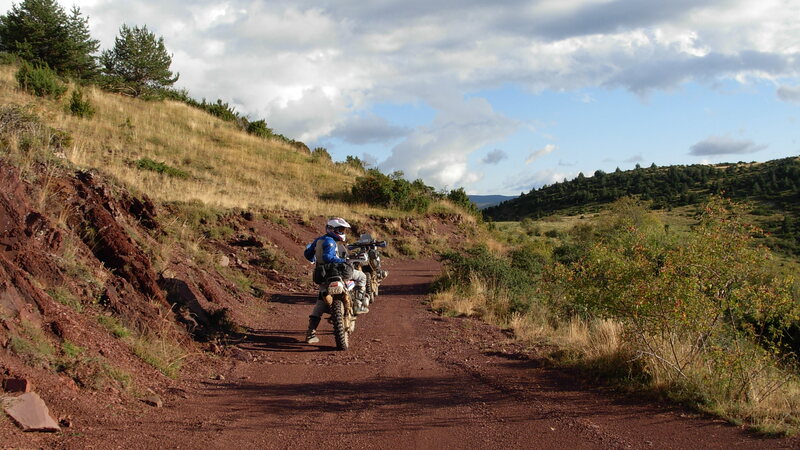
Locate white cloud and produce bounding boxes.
[380,92,518,188]
[503,169,572,193]
[689,135,768,155]
[525,144,557,164]
[331,114,410,145]
[361,152,379,168]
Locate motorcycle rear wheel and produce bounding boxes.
[331,297,350,350]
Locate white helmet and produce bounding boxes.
[325,217,351,241]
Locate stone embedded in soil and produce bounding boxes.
[3,378,32,393]
[219,254,231,267]
[142,395,163,408]
[230,347,252,362]
[3,392,61,432]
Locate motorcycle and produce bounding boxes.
[317,235,387,351]
[348,234,389,306]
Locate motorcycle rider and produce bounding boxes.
[303,217,368,344]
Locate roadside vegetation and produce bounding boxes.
[433,197,800,435]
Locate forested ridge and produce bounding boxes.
[485,157,800,254]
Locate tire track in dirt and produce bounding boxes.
[51,258,796,449]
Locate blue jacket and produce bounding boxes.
[304,235,347,264]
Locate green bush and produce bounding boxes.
[562,197,799,399]
[246,119,273,138]
[15,62,67,99]
[134,157,189,178]
[67,89,95,118]
[0,51,20,65]
[251,247,284,270]
[343,155,365,171]
[447,187,478,214]
[351,169,440,212]
[200,98,240,123]
[435,245,538,315]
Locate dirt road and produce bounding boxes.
[31,259,796,449]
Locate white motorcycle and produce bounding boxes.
[317,251,369,351]
[347,234,389,306]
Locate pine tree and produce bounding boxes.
[0,0,98,77]
[64,6,99,78]
[100,24,179,97]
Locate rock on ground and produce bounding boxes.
[3,392,60,432]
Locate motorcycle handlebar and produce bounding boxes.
[348,240,387,249]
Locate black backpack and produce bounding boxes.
[313,262,353,284]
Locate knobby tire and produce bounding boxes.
[331,297,349,350]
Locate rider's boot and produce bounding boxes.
[306,316,321,343]
[354,287,369,315]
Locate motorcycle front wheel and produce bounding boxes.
[331,297,350,350]
[366,273,376,303]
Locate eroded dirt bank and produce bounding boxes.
[10,259,794,449]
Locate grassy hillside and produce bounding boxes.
[0,62,474,222]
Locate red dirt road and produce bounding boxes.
[15,259,797,449]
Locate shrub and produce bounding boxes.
[311,147,332,164]
[134,157,189,178]
[509,241,550,275]
[15,62,67,99]
[200,98,240,123]
[0,104,40,136]
[67,89,95,118]
[519,218,541,236]
[0,51,20,65]
[0,105,71,160]
[543,229,560,238]
[434,245,538,317]
[564,197,799,402]
[251,247,284,270]
[129,332,185,378]
[246,119,273,138]
[343,155,366,171]
[447,187,478,214]
[350,169,440,212]
[208,308,241,337]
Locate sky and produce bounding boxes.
[2,0,799,195]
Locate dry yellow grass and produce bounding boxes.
[0,64,440,220]
[430,273,488,318]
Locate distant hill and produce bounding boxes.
[484,158,800,254]
[468,194,517,209]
